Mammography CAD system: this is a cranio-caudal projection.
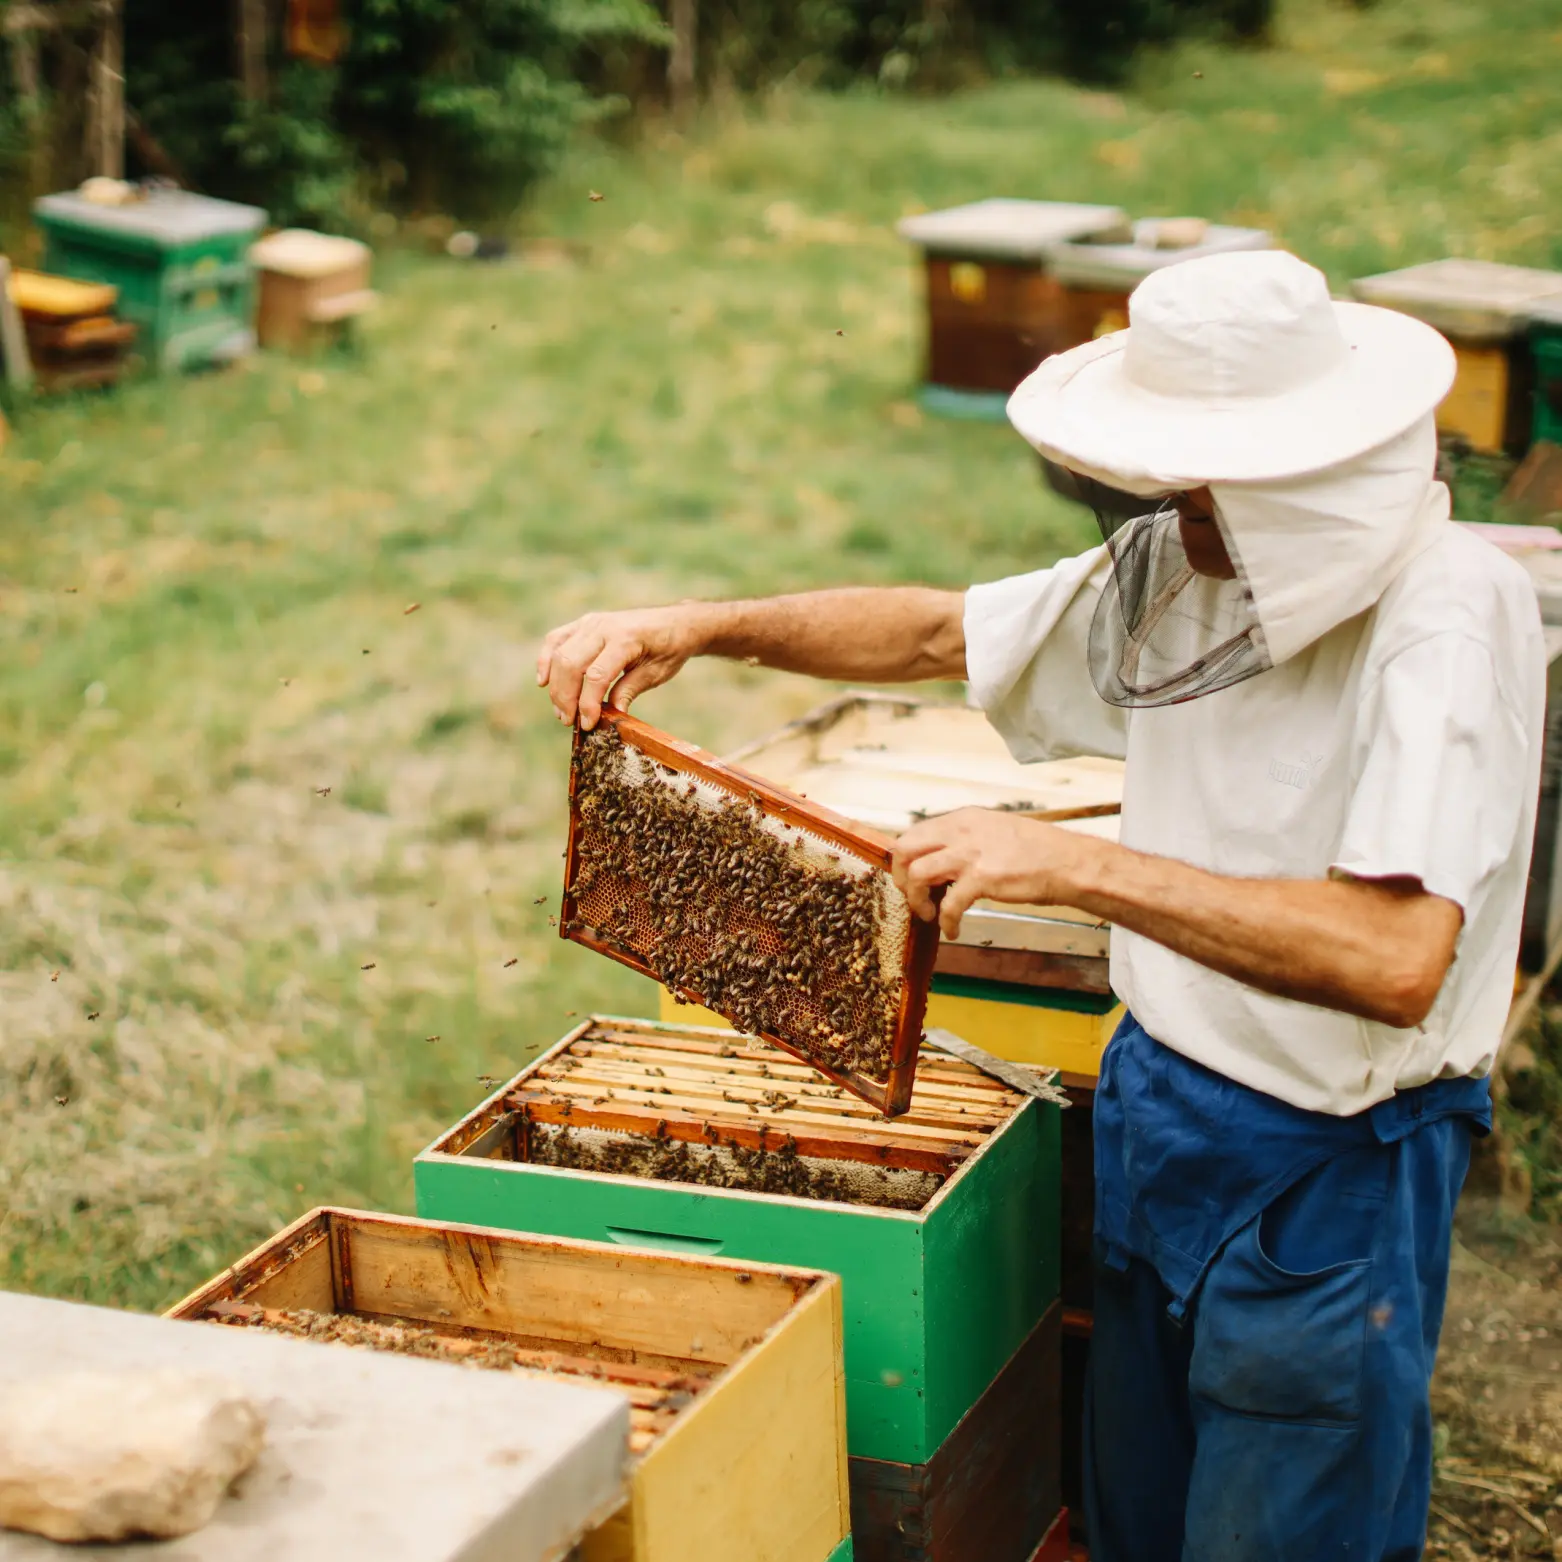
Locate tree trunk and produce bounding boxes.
[85,0,124,179]
[234,0,269,102]
[667,0,696,122]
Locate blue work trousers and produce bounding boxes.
[1083,1115,1473,1562]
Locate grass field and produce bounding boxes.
[4,0,1562,1316]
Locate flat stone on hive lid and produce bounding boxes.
[0,1370,265,1543]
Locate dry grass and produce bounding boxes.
[2,0,1562,1311]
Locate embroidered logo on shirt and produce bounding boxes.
[1268,748,1322,790]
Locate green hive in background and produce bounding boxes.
[414,1017,1061,1468]
[1532,299,1562,452]
[33,189,266,372]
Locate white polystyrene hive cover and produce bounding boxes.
[250,228,370,278]
[34,189,267,246]
[0,1290,629,1562]
[895,199,1125,262]
[1351,259,1562,342]
[1045,221,1273,290]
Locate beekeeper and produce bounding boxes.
[537,249,1546,1562]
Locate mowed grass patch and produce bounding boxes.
[3,0,1560,1311]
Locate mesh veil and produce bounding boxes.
[1085,502,1271,709]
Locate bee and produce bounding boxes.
[533,896,547,905]
[314,786,332,797]
[54,1094,68,1106]
[49,970,59,982]
[425,1034,441,1043]
[361,648,371,655]
[86,1011,100,1021]
[588,190,605,202]
[503,958,518,968]
[477,1075,500,1088]
[403,602,421,616]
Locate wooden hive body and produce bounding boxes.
[169,1208,849,1562]
[415,1017,1061,1472]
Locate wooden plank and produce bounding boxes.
[524,1079,988,1146]
[338,1212,809,1369]
[0,259,33,394]
[167,1208,334,1317]
[25,315,136,352]
[552,1050,1010,1118]
[588,1030,1014,1098]
[540,1059,1010,1128]
[516,1095,967,1177]
[623,1278,849,1562]
[934,942,1113,994]
[539,1072,1007,1135]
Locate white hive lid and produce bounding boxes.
[1351,259,1562,343]
[1045,220,1273,290]
[0,1290,629,1562]
[895,199,1126,262]
[251,228,370,278]
[35,189,267,246]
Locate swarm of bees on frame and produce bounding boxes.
[567,725,904,1079]
[527,1124,935,1211]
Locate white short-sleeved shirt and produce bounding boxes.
[964,526,1547,1115]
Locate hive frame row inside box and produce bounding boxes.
[414,1014,1065,1562]
[170,1206,851,1562]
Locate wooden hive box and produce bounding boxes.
[415,1019,1060,1478]
[895,199,1125,416]
[1043,219,1271,346]
[1352,259,1562,457]
[170,1208,850,1562]
[251,228,377,350]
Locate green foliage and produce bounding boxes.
[124,0,666,228]
[696,0,1276,92]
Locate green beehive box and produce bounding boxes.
[1531,298,1562,450]
[33,189,266,371]
[414,1015,1061,1468]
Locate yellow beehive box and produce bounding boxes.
[169,1208,849,1562]
[1352,259,1562,456]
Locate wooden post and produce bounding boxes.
[233,0,269,101]
[0,258,36,396]
[667,0,696,123]
[93,0,124,178]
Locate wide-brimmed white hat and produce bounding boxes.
[1007,249,1456,486]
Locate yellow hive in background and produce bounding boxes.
[1439,343,1511,455]
[658,986,1121,1084]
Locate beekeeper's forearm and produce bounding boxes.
[695,588,967,682]
[1068,844,1463,1029]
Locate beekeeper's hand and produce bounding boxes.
[538,607,702,730]
[893,809,1097,941]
